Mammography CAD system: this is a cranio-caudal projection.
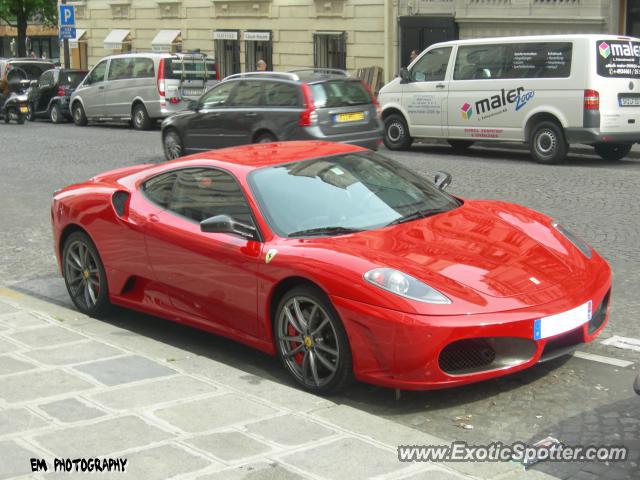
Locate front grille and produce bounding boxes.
[589,290,610,334]
[539,327,583,362]
[439,339,496,374]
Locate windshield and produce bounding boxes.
[310,80,371,108]
[248,151,461,238]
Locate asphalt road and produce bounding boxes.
[1,120,640,479]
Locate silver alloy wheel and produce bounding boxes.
[64,239,101,311]
[164,133,182,159]
[387,120,403,143]
[50,105,59,123]
[277,296,340,388]
[535,128,557,156]
[74,106,81,122]
[134,108,145,128]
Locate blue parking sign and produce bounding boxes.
[59,26,76,40]
[59,5,75,27]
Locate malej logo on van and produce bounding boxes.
[599,42,611,58]
[461,87,535,120]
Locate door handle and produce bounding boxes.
[435,84,446,89]
[148,214,160,223]
[245,112,258,117]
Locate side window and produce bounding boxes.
[168,168,254,225]
[86,60,108,85]
[200,82,236,109]
[142,172,177,208]
[38,71,53,88]
[133,57,155,78]
[263,81,299,107]
[229,80,264,107]
[411,47,452,82]
[108,58,134,81]
[454,45,511,80]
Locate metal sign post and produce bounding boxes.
[58,1,75,68]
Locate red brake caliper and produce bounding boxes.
[288,323,304,365]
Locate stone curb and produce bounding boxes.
[0,287,559,480]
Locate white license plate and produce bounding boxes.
[620,96,640,106]
[533,301,592,340]
[182,89,203,96]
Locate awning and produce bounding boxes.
[103,29,131,49]
[69,29,87,48]
[151,30,182,51]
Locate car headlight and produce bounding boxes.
[364,268,451,304]
[552,221,592,259]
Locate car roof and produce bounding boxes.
[168,141,366,171]
[431,33,640,48]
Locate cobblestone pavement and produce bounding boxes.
[2,122,640,479]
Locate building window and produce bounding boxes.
[214,30,240,78]
[244,31,272,71]
[29,36,60,61]
[313,32,346,70]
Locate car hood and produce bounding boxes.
[292,200,590,302]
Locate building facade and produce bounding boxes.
[70,0,630,82]
[0,21,60,60]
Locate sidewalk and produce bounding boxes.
[0,287,556,480]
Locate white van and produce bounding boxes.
[378,34,640,163]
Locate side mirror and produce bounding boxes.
[187,99,198,111]
[200,214,257,240]
[434,171,452,191]
[399,68,412,84]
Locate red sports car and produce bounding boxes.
[51,141,611,393]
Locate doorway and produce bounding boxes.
[399,16,457,69]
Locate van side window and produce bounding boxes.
[108,58,134,81]
[133,58,155,78]
[410,47,452,82]
[454,45,511,80]
[86,60,108,85]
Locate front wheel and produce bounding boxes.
[529,121,568,164]
[383,114,413,150]
[163,129,183,160]
[73,103,88,126]
[275,285,353,394]
[594,143,632,161]
[62,231,110,316]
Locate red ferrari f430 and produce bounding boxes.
[51,141,611,393]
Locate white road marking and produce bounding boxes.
[601,335,640,353]
[574,351,633,368]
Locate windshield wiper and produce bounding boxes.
[385,208,448,227]
[288,226,362,238]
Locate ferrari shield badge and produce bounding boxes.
[265,248,278,264]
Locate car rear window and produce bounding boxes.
[61,71,87,87]
[164,57,217,81]
[9,62,55,80]
[310,80,371,108]
[596,39,640,78]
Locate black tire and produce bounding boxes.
[50,103,63,124]
[73,103,88,126]
[274,285,353,394]
[594,143,632,161]
[62,231,110,317]
[383,113,413,150]
[529,121,568,164]
[163,129,184,160]
[3,114,8,124]
[132,103,152,130]
[448,139,474,152]
[26,103,35,121]
[16,113,25,125]
[254,132,276,144]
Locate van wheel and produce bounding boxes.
[448,140,474,152]
[132,104,152,130]
[594,143,632,161]
[383,114,413,150]
[73,103,88,126]
[530,121,567,164]
[50,103,63,124]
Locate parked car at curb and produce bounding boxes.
[161,69,383,160]
[70,52,218,130]
[27,68,87,123]
[51,141,611,394]
[379,34,640,163]
[0,58,56,82]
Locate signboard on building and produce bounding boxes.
[244,31,271,42]
[214,31,238,41]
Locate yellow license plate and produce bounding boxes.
[336,112,365,123]
[20,106,28,113]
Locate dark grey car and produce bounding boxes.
[161,69,383,160]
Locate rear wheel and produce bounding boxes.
[383,114,413,150]
[50,103,62,124]
[73,103,88,126]
[254,132,276,144]
[132,103,152,130]
[530,121,568,164]
[448,139,474,152]
[16,111,25,125]
[594,143,632,161]
[62,231,110,316]
[275,285,353,394]
[163,129,183,160]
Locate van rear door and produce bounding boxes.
[163,55,218,103]
[593,38,640,134]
